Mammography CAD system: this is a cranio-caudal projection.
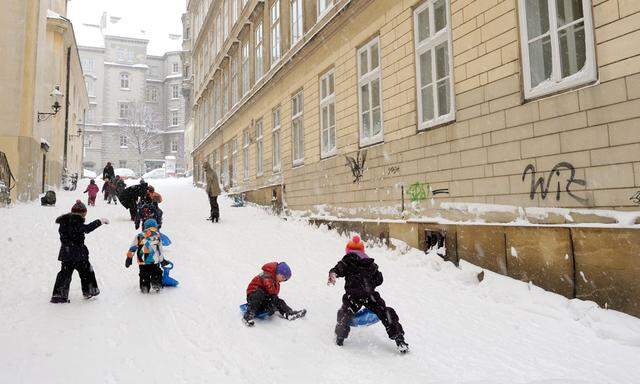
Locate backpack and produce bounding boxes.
[41,190,56,206]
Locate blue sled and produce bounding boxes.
[239,304,272,320]
[160,233,172,246]
[162,260,179,287]
[350,308,380,327]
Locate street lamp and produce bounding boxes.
[37,86,63,122]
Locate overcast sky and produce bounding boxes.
[68,0,186,54]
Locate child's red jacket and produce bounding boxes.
[246,262,280,296]
[85,183,99,198]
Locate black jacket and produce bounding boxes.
[55,213,102,263]
[330,252,384,296]
[115,179,126,195]
[118,184,147,209]
[103,164,115,181]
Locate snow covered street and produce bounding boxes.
[2,178,640,383]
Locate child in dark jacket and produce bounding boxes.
[243,262,306,326]
[328,236,409,353]
[50,200,109,303]
[84,179,99,206]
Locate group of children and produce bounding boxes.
[82,176,126,206]
[51,183,409,354]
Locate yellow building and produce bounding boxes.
[187,0,640,222]
[0,0,88,203]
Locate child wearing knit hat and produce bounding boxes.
[242,262,306,326]
[50,200,109,303]
[328,235,409,354]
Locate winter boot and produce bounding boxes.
[83,287,100,299]
[336,337,344,346]
[284,309,307,321]
[395,336,409,354]
[50,296,70,304]
[243,311,255,327]
[151,282,162,293]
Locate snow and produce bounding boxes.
[46,10,65,21]
[82,169,97,179]
[114,168,136,178]
[1,178,640,383]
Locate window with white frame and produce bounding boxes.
[116,48,125,62]
[81,58,95,74]
[119,135,128,148]
[120,73,130,89]
[86,106,95,123]
[231,55,238,106]
[119,102,130,119]
[128,50,135,62]
[255,21,264,80]
[272,108,281,172]
[290,0,303,45]
[231,137,238,185]
[119,160,127,168]
[357,37,383,146]
[518,0,596,99]
[242,40,250,96]
[172,84,180,99]
[318,0,333,16]
[222,143,229,186]
[255,119,264,175]
[320,70,336,157]
[270,0,281,65]
[146,87,158,102]
[172,62,179,73]
[223,0,229,40]
[171,139,178,152]
[243,129,250,180]
[171,110,179,126]
[214,79,221,123]
[222,69,229,113]
[414,0,455,129]
[216,14,222,55]
[232,0,238,27]
[291,92,304,165]
[85,79,94,96]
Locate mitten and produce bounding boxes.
[327,272,337,286]
[125,257,132,268]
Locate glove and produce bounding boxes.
[125,257,132,268]
[327,272,337,286]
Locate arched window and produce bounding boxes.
[120,73,130,89]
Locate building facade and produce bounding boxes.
[0,0,88,203]
[186,0,640,220]
[78,15,186,176]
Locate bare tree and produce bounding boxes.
[120,102,163,174]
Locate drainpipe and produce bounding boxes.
[63,46,71,169]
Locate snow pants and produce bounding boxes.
[208,195,219,221]
[88,195,96,206]
[244,289,292,320]
[335,291,404,341]
[139,264,163,293]
[51,260,99,300]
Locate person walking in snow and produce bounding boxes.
[119,180,148,221]
[84,179,99,206]
[125,218,166,293]
[134,185,163,230]
[203,162,221,222]
[105,178,118,204]
[243,262,306,326]
[102,162,115,181]
[328,236,409,353]
[50,200,109,303]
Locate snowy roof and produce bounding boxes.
[75,23,105,48]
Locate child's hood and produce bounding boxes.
[261,262,278,278]
[55,213,84,225]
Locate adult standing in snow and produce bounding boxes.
[50,200,109,303]
[119,180,148,221]
[102,162,115,181]
[203,162,221,222]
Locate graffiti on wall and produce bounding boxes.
[522,162,587,204]
[406,181,449,202]
[387,166,400,176]
[345,150,367,183]
[630,191,640,205]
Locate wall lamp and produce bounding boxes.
[37,86,63,122]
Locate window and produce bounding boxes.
[119,102,130,119]
[119,160,127,168]
[231,137,238,185]
[255,119,264,175]
[272,108,281,172]
[243,129,250,180]
[119,135,128,148]
[171,139,178,153]
[85,134,92,148]
[290,0,303,45]
[146,87,158,102]
[172,84,180,99]
[86,106,95,123]
[318,0,333,16]
[320,70,336,157]
[185,27,190,39]
[232,0,238,26]
[172,62,179,73]
[128,50,135,62]
[81,58,95,74]
[214,78,221,123]
[518,0,596,99]
[120,73,130,89]
[171,111,179,126]
[85,79,94,96]
[255,21,264,80]
[270,1,281,65]
[231,55,238,106]
[216,14,222,55]
[414,0,455,129]
[291,92,304,165]
[222,69,229,113]
[222,143,229,186]
[116,48,125,62]
[242,41,250,96]
[357,37,383,146]
[223,0,229,40]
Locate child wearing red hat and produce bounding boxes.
[50,200,109,303]
[328,236,409,353]
[243,262,306,326]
